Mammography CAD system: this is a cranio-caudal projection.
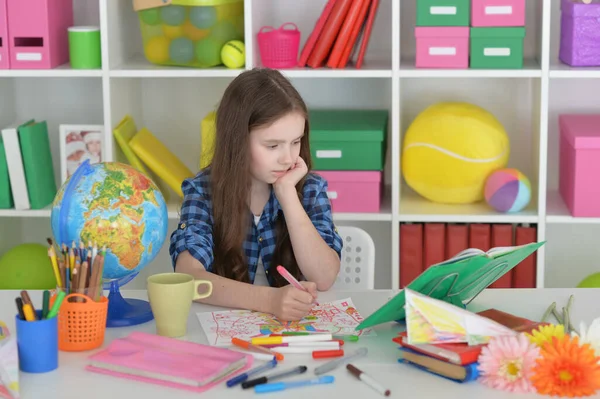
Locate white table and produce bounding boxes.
[2,288,600,399]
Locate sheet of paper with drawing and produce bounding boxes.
[405,288,516,346]
[0,321,18,399]
[197,298,376,346]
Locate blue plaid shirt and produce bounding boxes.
[169,168,343,287]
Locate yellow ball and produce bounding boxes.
[401,102,510,204]
[221,40,245,68]
[182,20,209,40]
[162,23,184,39]
[144,36,170,64]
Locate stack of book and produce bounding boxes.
[393,308,547,383]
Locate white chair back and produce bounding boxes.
[333,226,375,290]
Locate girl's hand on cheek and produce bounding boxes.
[273,157,308,200]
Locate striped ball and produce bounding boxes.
[484,168,531,213]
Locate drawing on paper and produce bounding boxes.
[196,298,377,346]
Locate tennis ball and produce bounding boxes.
[139,8,161,25]
[401,102,510,204]
[221,40,245,68]
[144,36,170,63]
[169,37,195,64]
[189,6,217,29]
[195,37,223,67]
[160,5,186,26]
[162,24,184,39]
[183,20,209,41]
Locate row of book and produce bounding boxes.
[298,0,380,69]
[0,120,57,210]
[393,309,546,383]
[400,223,537,289]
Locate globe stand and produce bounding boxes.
[106,280,154,328]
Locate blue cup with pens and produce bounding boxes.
[15,310,59,373]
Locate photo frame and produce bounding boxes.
[59,124,105,183]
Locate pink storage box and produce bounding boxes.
[415,27,469,69]
[0,0,9,69]
[6,0,73,69]
[471,0,526,27]
[316,171,382,213]
[559,114,600,217]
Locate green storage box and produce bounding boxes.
[470,27,526,69]
[309,109,388,171]
[416,0,470,27]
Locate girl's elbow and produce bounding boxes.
[317,258,340,291]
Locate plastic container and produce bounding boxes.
[559,114,600,217]
[257,23,301,68]
[51,293,108,351]
[559,0,600,67]
[15,310,58,373]
[469,27,525,69]
[415,27,470,69]
[137,0,245,68]
[416,0,470,26]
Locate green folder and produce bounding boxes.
[0,135,13,209]
[18,120,57,209]
[356,241,546,331]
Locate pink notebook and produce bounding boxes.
[86,332,253,393]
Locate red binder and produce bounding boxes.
[424,223,446,269]
[469,224,491,252]
[307,0,353,68]
[490,224,514,288]
[355,0,379,68]
[512,225,537,288]
[445,224,468,259]
[327,0,365,68]
[337,0,371,67]
[400,223,423,288]
[298,0,337,67]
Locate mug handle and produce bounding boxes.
[193,280,213,300]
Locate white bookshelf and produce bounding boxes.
[2,0,600,290]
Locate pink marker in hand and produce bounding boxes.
[276,265,319,305]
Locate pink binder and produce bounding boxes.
[0,0,9,69]
[86,332,253,393]
[6,0,73,69]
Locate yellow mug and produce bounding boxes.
[147,272,213,337]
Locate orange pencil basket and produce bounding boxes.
[53,293,108,351]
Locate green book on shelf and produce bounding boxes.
[18,120,57,209]
[0,135,13,209]
[356,241,546,331]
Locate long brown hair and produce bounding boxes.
[209,68,311,287]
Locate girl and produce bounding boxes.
[169,68,343,321]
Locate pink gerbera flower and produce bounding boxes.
[477,333,541,393]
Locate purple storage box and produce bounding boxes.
[560,0,600,67]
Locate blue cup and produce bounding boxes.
[15,310,58,373]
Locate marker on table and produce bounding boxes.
[226,358,278,387]
[242,365,307,389]
[231,337,284,361]
[255,375,335,394]
[276,265,319,305]
[252,333,332,346]
[315,347,368,375]
[347,363,390,397]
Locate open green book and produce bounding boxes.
[356,241,546,331]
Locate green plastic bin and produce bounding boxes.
[470,27,526,69]
[309,109,388,171]
[416,0,470,27]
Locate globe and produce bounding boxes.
[50,160,168,327]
